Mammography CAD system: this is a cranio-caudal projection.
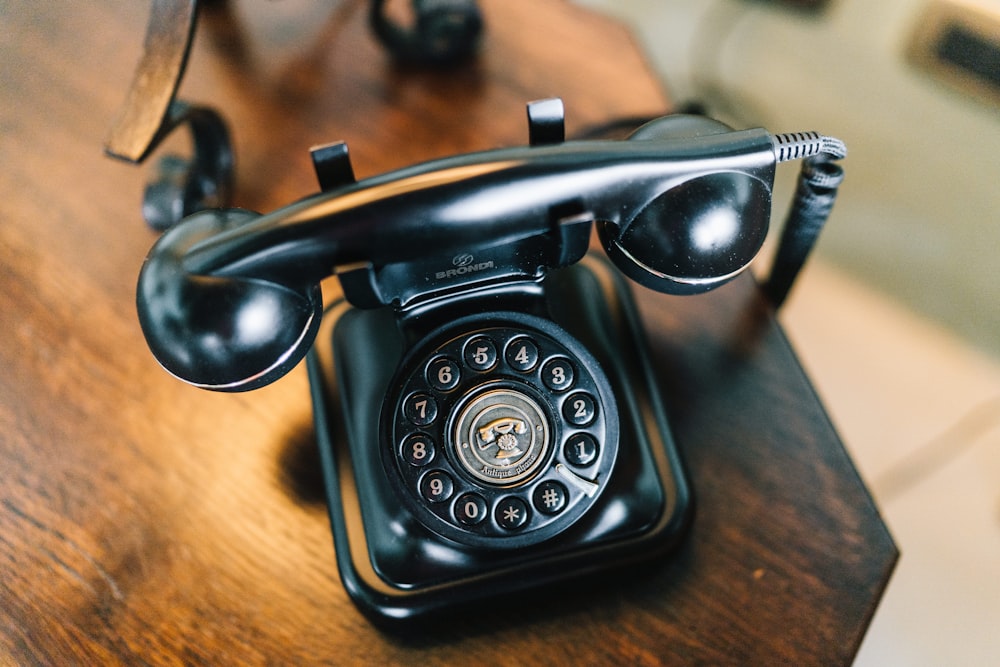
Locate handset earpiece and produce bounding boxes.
[597,115,774,295]
[136,208,323,392]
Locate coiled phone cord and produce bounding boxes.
[763,150,846,308]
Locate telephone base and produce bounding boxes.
[306,254,692,626]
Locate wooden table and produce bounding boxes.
[0,1,895,664]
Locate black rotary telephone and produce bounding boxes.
[136,99,845,624]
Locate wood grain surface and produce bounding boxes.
[0,1,895,664]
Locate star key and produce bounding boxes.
[495,497,529,530]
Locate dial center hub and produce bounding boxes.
[452,388,550,486]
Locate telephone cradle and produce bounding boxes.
[135,99,846,625]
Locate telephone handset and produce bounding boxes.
[136,100,845,623]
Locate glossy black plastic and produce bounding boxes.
[132,101,847,627]
[306,255,692,624]
[136,119,776,392]
[136,207,323,390]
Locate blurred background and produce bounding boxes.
[573,0,1000,663]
